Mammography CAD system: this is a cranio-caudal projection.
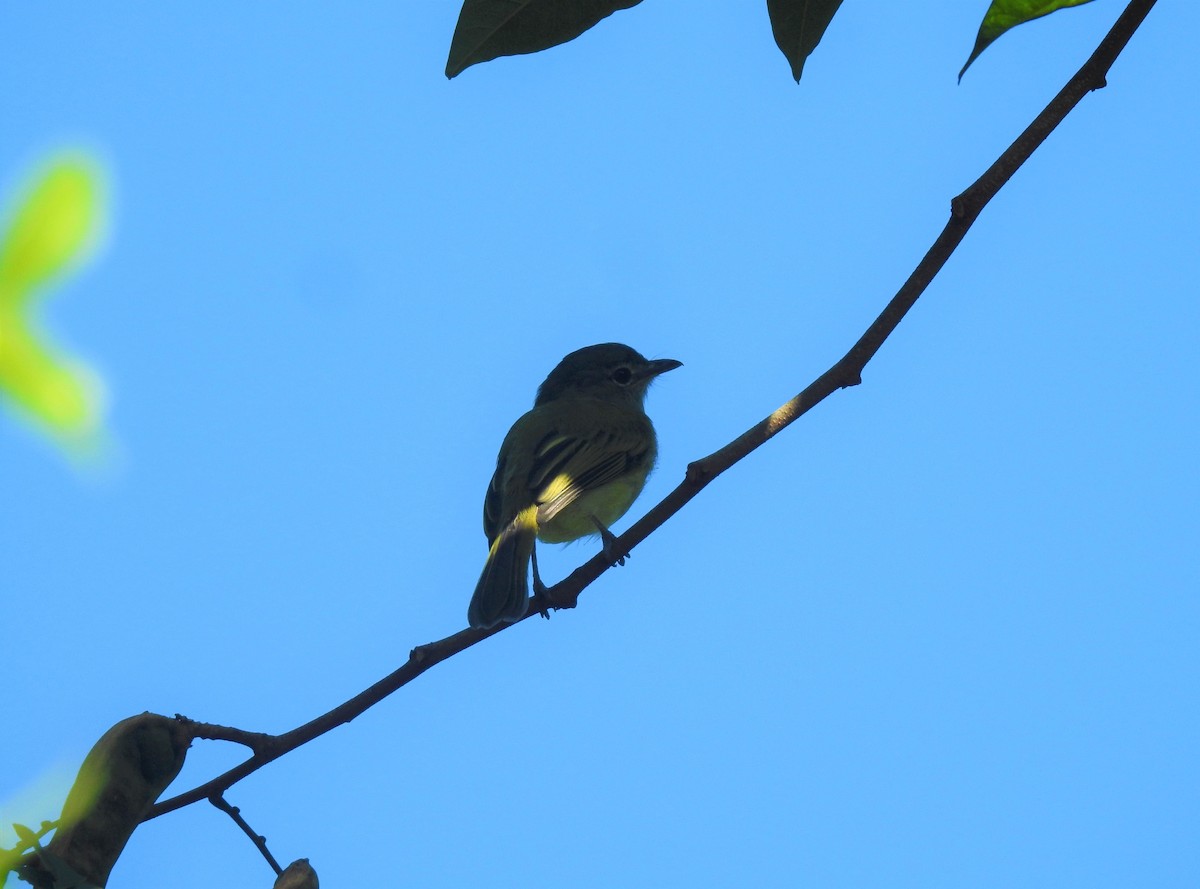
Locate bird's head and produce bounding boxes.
[534,343,682,407]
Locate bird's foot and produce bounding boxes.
[593,519,629,567]
[532,548,552,620]
[532,577,553,620]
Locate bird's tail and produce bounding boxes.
[468,506,537,629]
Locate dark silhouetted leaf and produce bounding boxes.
[960,0,1097,81]
[446,0,642,79]
[767,0,845,82]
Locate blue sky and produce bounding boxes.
[2,3,1197,888]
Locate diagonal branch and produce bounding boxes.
[146,0,1156,823]
[542,0,1157,610]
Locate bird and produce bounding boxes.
[468,343,682,630]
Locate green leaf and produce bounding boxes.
[0,152,108,451]
[960,0,1098,81]
[766,0,845,83]
[0,153,102,310]
[446,0,642,79]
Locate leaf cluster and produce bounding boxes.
[444,0,1100,81]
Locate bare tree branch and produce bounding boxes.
[543,0,1157,607]
[146,0,1156,824]
[180,717,275,755]
[209,795,283,876]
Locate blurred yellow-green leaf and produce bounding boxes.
[0,151,108,453]
[0,318,101,433]
[0,156,101,307]
[960,0,1098,81]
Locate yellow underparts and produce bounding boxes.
[536,471,647,544]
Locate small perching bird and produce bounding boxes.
[468,343,682,630]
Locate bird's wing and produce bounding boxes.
[481,407,651,542]
[529,427,648,526]
[482,451,507,543]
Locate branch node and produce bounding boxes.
[178,716,276,756]
[537,583,579,614]
[685,459,712,485]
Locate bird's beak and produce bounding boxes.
[644,358,683,379]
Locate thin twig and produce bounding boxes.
[209,794,283,876]
[177,716,277,755]
[146,0,1157,823]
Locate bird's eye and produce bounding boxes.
[611,366,633,386]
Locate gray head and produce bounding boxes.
[534,343,682,407]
